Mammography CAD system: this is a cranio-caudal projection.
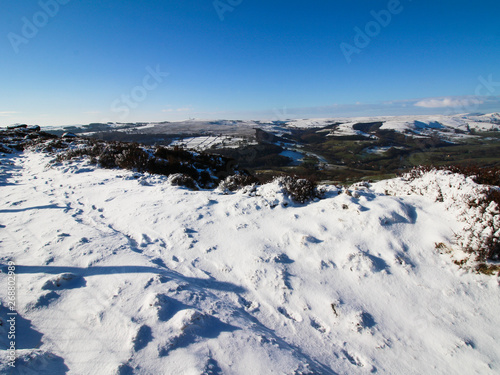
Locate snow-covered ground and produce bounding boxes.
[287,113,500,137]
[325,122,376,139]
[170,136,256,151]
[1,151,500,374]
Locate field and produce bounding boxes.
[42,114,500,184]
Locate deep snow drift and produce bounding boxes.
[1,151,499,374]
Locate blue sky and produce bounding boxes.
[1,0,500,126]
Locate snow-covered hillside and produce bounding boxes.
[1,150,500,374]
[19,113,500,151]
[287,113,500,137]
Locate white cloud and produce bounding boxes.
[414,97,484,108]
[162,106,192,112]
[0,111,18,116]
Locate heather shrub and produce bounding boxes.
[400,165,500,268]
[167,173,199,190]
[275,175,322,204]
[155,146,193,163]
[199,171,215,188]
[218,174,259,192]
[446,165,500,187]
[403,164,500,187]
[97,152,117,168]
[53,138,242,189]
[114,145,150,170]
[475,263,500,276]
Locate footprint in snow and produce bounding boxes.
[273,253,294,264]
[300,235,322,246]
[202,357,223,375]
[71,208,84,219]
[358,311,376,331]
[394,253,415,271]
[56,233,70,242]
[132,324,153,352]
[320,260,336,270]
[278,307,303,322]
[342,349,365,368]
[310,317,328,334]
[236,223,248,230]
[346,251,389,275]
[143,275,169,290]
[140,233,153,248]
[348,310,377,334]
[238,296,259,312]
[10,200,26,206]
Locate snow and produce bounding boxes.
[170,136,255,151]
[1,152,500,374]
[286,114,500,137]
[465,121,499,131]
[323,122,376,139]
[375,169,500,264]
[286,119,336,128]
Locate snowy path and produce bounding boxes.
[1,152,500,374]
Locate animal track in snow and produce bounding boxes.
[345,251,389,276]
[278,307,303,322]
[310,317,329,334]
[342,349,365,368]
